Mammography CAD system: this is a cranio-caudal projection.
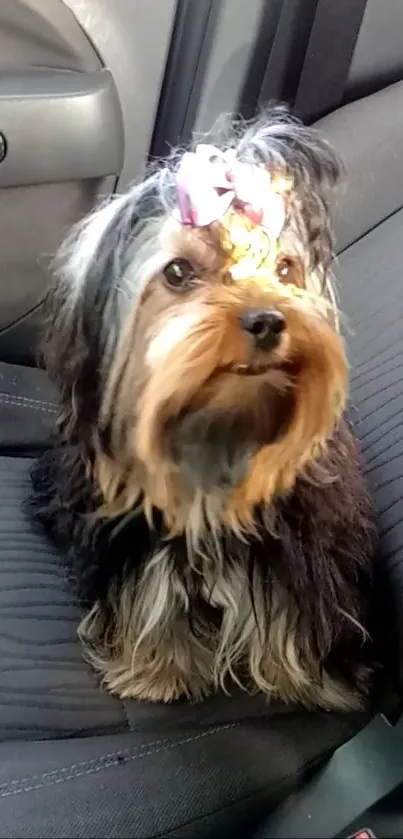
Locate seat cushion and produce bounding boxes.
[0,361,57,456]
[0,459,369,832]
[0,456,128,740]
[336,208,403,687]
[317,81,403,252]
[0,90,402,837]
[0,220,402,741]
[0,455,368,743]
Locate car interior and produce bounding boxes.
[1,0,403,836]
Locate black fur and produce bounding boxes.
[29,416,376,700]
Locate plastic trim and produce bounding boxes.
[0,69,124,187]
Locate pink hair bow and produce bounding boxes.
[175,144,286,238]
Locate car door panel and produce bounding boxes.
[0,0,176,363]
[0,0,100,71]
[0,69,123,188]
[64,0,177,188]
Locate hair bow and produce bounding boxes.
[174,144,286,239]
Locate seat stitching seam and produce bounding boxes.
[0,397,57,415]
[0,393,57,409]
[0,739,174,789]
[0,722,239,796]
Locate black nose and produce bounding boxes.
[240,308,286,350]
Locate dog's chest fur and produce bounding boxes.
[30,418,375,708]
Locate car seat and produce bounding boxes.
[1,0,403,836]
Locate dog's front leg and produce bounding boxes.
[78,548,215,703]
[99,629,214,703]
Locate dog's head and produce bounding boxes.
[46,106,346,537]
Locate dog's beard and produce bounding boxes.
[168,372,294,498]
[96,284,347,539]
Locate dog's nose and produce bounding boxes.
[240,308,286,350]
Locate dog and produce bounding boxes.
[31,105,376,710]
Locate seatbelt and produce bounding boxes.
[257,0,319,107]
[293,0,368,122]
[149,0,222,157]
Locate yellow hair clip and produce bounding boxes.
[221,210,277,282]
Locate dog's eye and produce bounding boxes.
[275,257,294,280]
[163,258,196,291]
[275,257,305,290]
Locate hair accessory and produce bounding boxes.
[175,144,287,239]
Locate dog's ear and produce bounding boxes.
[235,105,344,276]
[42,177,160,435]
[236,104,343,193]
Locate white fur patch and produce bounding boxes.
[67,195,128,294]
[146,309,205,367]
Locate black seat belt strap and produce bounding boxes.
[257,0,319,107]
[293,0,368,122]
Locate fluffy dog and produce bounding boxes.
[31,106,375,710]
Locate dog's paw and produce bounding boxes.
[91,658,212,703]
[102,662,212,703]
[116,669,209,703]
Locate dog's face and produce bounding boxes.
[47,107,346,536]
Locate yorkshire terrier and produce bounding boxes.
[31,106,375,710]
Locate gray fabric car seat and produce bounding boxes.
[1,1,403,836]
[0,84,402,835]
